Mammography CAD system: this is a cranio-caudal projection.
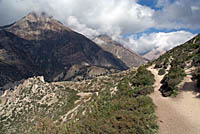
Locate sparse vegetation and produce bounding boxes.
[132,66,155,87]
[152,34,200,97]
[62,67,157,134]
[20,67,158,134]
[160,65,186,97]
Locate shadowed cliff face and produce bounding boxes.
[0,13,128,89]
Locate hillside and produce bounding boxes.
[0,66,158,134]
[0,32,199,134]
[0,11,200,134]
[94,35,148,67]
[152,34,200,97]
[0,13,128,90]
[146,34,200,134]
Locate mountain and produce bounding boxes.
[0,12,128,89]
[143,48,166,61]
[0,15,199,133]
[93,35,148,67]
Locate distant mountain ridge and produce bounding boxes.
[93,35,148,68]
[143,48,166,61]
[0,12,128,89]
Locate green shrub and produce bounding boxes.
[192,53,200,66]
[154,62,162,69]
[62,67,158,134]
[158,69,165,75]
[160,65,186,97]
[192,68,200,87]
[31,117,66,134]
[132,66,154,87]
[65,96,158,134]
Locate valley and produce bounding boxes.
[0,12,199,134]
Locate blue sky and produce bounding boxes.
[137,0,161,10]
[0,0,199,54]
[134,0,200,38]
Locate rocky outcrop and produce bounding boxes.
[0,67,131,134]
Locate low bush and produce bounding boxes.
[29,67,158,134]
[158,69,165,75]
[132,66,154,87]
[63,67,158,134]
[65,95,158,134]
[160,65,186,97]
[192,68,200,87]
[192,53,200,66]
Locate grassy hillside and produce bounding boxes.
[63,66,157,134]
[153,34,200,97]
[0,66,158,134]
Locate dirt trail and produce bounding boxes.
[148,66,200,134]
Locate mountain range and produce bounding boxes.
[0,12,139,89]
[0,12,199,134]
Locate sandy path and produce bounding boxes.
[148,66,200,134]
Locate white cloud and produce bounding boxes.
[0,0,155,35]
[154,0,200,29]
[127,31,195,54]
[67,16,100,39]
[156,0,170,7]
[0,0,198,55]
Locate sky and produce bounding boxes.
[0,0,199,55]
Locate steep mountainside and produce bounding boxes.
[93,35,148,68]
[152,34,200,97]
[0,30,42,89]
[0,13,128,89]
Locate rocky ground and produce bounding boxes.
[0,69,131,134]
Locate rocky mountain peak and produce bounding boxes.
[23,12,51,22]
[5,12,71,40]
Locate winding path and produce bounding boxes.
[148,66,200,134]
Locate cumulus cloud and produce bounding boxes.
[66,16,122,39]
[0,0,155,35]
[154,0,200,29]
[67,16,100,39]
[0,0,198,55]
[0,0,198,34]
[127,31,195,54]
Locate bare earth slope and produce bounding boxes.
[148,65,200,134]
